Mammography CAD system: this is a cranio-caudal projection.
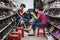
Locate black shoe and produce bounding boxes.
[24,30,29,33]
[28,34,35,36]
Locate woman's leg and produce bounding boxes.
[32,21,46,35]
[31,20,39,35]
[28,20,37,36]
[35,22,46,27]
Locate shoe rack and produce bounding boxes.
[43,0,60,40]
[0,0,18,40]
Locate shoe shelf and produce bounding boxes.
[46,17,60,40]
[43,0,56,4]
[0,4,12,10]
[1,29,13,40]
[0,18,17,33]
[0,18,18,40]
[1,23,17,40]
[46,14,60,40]
[44,1,60,40]
[47,25,60,40]
[48,1,60,9]
[46,13,60,18]
[49,31,60,40]
[48,20,60,30]
[0,14,16,20]
[0,22,12,33]
[0,0,18,40]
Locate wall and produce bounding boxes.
[16,0,34,11]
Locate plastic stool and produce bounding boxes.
[37,27,45,37]
[8,34,20,40]
[11,32,21,40]
[16,27,24,38]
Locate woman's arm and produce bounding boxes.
[31,12,40,20]
[19,12,24,16]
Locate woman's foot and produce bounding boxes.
[24,27,31,33]
[24,28,31,33]
[28,31,36,36]
[24,27,31,31]
[28,28,31,31]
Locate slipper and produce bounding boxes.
[28,34,35,36]
[24,30,29,33]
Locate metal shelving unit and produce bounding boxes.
[0,18,17,33]
[48,30,59,40]
[46,13,60,18]
[0,4,13,10]
[44,0,60,40]
[0,0,18,40]
[1,23,17,40]
[48,20,60,29]
[0,22,12,33]
[0,14,16,20]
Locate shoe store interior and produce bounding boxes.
[0,0,60,40]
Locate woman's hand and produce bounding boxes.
[30,11,39,20]
[30,12,34,16]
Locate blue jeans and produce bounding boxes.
[22,13,30,26]
[32,20,46,31]
[18,13,30,27]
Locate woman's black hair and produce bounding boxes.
[20,4,26,8]
[35,6,43,11]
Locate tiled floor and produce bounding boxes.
[22,36,47,40]
[22,29,47,40]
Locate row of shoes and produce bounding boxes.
[48,9,60,16]
[0,18,11,30]
[53,29,60,38]
[0,19,17,39]
[48,1,60,8]
[0,10,16,18]
[0,26,12,39]
[49,26,55,32]
[0,0,16,8]
[49,26,60,38]
[10,21,16,28]
[0,10,10,18]
[0,15,16,30]
[48,17,60,28]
